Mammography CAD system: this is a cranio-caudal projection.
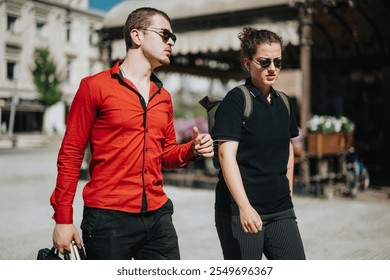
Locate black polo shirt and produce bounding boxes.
[212,79,299,215]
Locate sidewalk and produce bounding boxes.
[167,185,390,260]
[0,146,389,260]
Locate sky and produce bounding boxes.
[88,0,125,11]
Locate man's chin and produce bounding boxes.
[160,57,171,65]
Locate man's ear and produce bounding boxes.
[130,29,142,47]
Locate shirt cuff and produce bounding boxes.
[52,206,73,224]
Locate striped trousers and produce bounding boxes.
[215,208,306,260]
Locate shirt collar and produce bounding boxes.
[110,60,164,90]
[244,78,277,99]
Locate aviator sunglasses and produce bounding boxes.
[141,27,177,43]
[252,58,282,68]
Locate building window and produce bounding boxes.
[66,59,72,83]
[88,61,93,76]
[89,26,93,45]
[7,15,17,32]
[66,21,71,42]
[89,25,100,46]
[36,21,46,37]
[7,62,16,80]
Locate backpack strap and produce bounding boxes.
[199,95,224,132]
[236,85,253,124]
[274,89,290,116]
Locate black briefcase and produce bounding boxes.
[37,246,69,260]
[37,241,85,260]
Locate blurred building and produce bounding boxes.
[0,0,104,136]
[101,0,390,183]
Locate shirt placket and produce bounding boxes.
[140,85,161,212]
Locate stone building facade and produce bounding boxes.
[0,0,104,136]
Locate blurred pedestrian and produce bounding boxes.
[50,7,213,260]
[212,27,305,260]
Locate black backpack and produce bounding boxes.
[199,85,290,169]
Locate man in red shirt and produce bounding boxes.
[50,7,214,260]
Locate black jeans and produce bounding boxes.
[215,208,306,260]
[81,199,180,260]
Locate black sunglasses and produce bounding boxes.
[142,27,177,43]
[252,58,282,68]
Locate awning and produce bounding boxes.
[104,0,390,63]
[110,20,299,60]
[103,0,292,28]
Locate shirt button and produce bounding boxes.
[144,169,147,174]
[145,147,148,152]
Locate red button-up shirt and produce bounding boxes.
[50,62,194,224]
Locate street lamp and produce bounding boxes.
[8,96,18,138]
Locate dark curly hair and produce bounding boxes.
[238,27,283,60]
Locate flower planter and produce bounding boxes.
[307,133,353,156]
[342,132,354,150]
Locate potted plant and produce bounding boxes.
[306,115,355,156]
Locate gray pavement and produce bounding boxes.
[1,146,390,260]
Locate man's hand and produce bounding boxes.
[191,126,214,158]
[52,224,82,253]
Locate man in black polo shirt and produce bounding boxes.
[212,27,306,260]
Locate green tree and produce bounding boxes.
[31,48,62,106]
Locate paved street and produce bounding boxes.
[1,145,390,260]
